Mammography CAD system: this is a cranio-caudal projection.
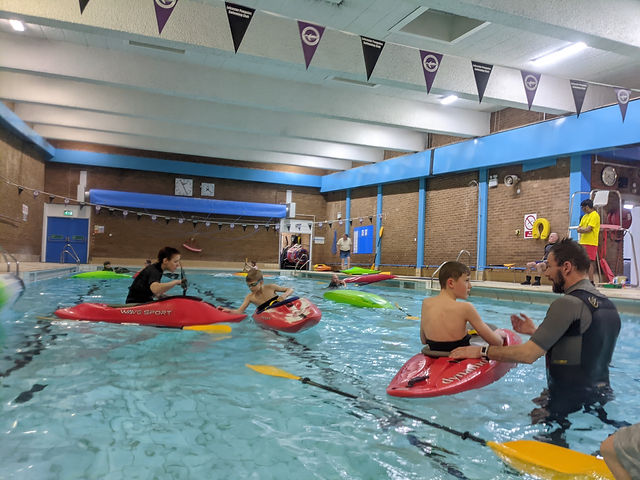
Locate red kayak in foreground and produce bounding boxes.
[343,273,396,285]
[252,296,321,333]
[54,296,246,327]
[387,329,522,398]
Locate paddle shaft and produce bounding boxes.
[180,264,187,296]
[299,376,485,445]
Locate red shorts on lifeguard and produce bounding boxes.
[583,244,597,261]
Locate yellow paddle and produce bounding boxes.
[395,303,419,320]
[37,316,232,334]
[245,364,613,480]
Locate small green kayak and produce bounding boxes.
[72,271,132,279]
[324,290,393,309]
[340,267,380,275]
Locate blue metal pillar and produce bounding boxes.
[345,188,351,235]
[416,177,426,274]
[375,185,383,268]
[476,169,488,273]
[569,154,592,241]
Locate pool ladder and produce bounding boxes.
[428,250,471,289]
[0,245,20,276]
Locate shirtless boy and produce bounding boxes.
[223,269,294,314]
[420,261,504,352]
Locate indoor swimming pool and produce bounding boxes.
[0,271,638,479]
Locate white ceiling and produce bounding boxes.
[1,0,639,172]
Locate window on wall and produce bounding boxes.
[353,225,373,254]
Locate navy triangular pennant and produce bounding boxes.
[225,2,255,53]
[615,88,631,122]
[570,80,589,117]
[520,71,541,110]
[471,61,493,103]
[79,0,90,14]
[360,36,385,81]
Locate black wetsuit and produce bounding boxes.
[423,334,471,352]
[256,295,280,313]
[126,263,163,303]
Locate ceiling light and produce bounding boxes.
[9,19,25,32]
[530,42,587,67]
[440,95,458,105]
[624,203,634,210]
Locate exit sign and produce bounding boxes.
[63,210,73,216]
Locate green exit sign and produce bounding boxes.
[63,210,73,216]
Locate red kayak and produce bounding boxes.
[54,296,246,327]
[252,296,321,333]
[343,273,396,284]
[387,329,522,398]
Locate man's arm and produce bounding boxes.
[450,339,545,363]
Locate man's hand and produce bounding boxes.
[511,313,537,335]
[450,346,482,360]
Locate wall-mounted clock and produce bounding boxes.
[200,182,215,197]
[174,178,193,196]
[601,166,617,187]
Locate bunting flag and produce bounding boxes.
[225,2,255,53]
[570,79,589,117]
[615,88,631,122]
[297,21,325,69]
[471,61,493,103]
[79,0,90,14]
[520,71,541,110]
[360,36,385,81]
[419,50,443,94]
[154,0,179,35]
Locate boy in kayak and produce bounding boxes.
[126,247,187,303]
[222,269,293,314]
[420,261,504,352]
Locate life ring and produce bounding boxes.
[531,218,550,240]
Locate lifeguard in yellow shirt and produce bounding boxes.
[577,199,600,283]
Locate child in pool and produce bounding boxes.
[420,261,504,352]
[327,274,346,288]
[222,269,294,314]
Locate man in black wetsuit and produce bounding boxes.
[451,238,621,426]
[126,247,187,304]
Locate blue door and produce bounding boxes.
[45,217,89,263]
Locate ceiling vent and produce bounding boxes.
[391,8,488,44]
[327,76,379,88]
[128,40,185,54]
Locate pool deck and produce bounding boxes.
[6,261,640,314]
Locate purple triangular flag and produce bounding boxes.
[297,21,325,69]
[520,71,541,110]
[360,36,385,81]
[615,88,631,122]
[154,0,179,35]
[570,79,589,117]
[419,50,443,94]
[79,0,90,13]
[472,61,493,103]
[225,2,255,53]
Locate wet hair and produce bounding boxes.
[246,269,263,284]
[581,199,593,208]
[157,246,180,263]
[103,261,111,267]
[438,261,470,289]
[549,237,591,273]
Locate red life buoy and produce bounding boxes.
[606,210,632,241]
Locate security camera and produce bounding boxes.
[504,175,520,187]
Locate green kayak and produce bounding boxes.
[340,267,380,275]
[72,271,132,279]
[324,290,393,309]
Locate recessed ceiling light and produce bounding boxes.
[530,42,587,67]
[440,95,458,105]
[9,19,25,32]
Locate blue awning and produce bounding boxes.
[89,189,287,218]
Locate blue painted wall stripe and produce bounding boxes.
[476,169,488,271]
[51,149,322,188]
[569,155,592,240]
[375,185,383,269]
[417,177,426,270]
[0,102,55,158]
[345,188,351,235]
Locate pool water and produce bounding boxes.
[1,272,639,479]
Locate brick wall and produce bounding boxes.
[0,128,47,261]
[380,181,420,274]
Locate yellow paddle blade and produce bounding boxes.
[184,324,232,334]
[380,271,391,275]
[246,364,301,380]
[405,316,420,321]
[488,440,613,479]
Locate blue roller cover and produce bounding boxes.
[89,189,287,218]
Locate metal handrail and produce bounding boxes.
[456,249,471,265]
[60,242,81,264]
[0,246,20,275]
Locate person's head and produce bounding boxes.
[546,238,591,293]
[331,273,340,282]
[250,260,257,267]
[438,261,471,297]
[246,269,264,290]
[581,199,594,212]
[145,258,152,266]
[157,246,181,272]
[103,261,111,268]
[343,233,349,240]
[548,232,559,244]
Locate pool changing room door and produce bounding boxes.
[45,217,89,263]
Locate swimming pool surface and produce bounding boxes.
[1,272,639,479]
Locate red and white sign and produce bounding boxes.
[524,213,537,238]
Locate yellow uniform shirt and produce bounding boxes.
[579,210,600,246]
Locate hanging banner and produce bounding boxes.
[570,79,589,117]
[471,61,493,103]
[419,50,443,94]
[79,0,90,14]
[360,36,385,81]
[154,0,179,35]
[520,70,541,111]
[615,88,631,122]
[297,21,325,69]
[225,2,255,53]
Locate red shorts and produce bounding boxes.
[582,244,598,261]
